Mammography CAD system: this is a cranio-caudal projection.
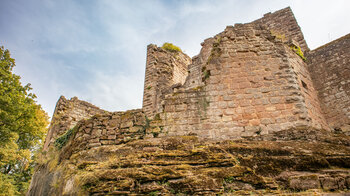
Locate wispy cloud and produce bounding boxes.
[1,0,349,117]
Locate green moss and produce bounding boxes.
[153,113,161,120]
[199,97,209,111]
[146,86,152,90]
[201,66,211,82]
[206,36,222,65]
[191,86,204,91]
[224,176,236,183]
[270,30,286,42]
[162,42,182,52]
[54,128,74,149]
[291,45,306,61]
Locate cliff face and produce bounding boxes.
[28,124,350,195]
[28,7,350,195]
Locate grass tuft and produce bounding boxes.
[162,42,182,52]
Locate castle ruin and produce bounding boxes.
[28,7,350,195]
[42,7,350,151]
[142,7,349,139]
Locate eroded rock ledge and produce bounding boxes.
[28,111,350,195]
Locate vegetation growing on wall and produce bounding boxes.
[162,42,182,52]
[201,66,211,82]
[270,30,286,42]
[207,36,222,64]
[291,45,306,61]
[54,128,74,149]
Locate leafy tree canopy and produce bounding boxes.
[0,46,49,195]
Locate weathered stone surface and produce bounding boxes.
[140,6,336,139]
[43,96,106,151]
[28,6,350,196]
[308,33,350,130]
[120,121,133,128]
[289,175,320,190]
[28,128,350,195]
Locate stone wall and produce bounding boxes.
[43,96,106,150]
[142,45,191,118]
[58,109,159,159]
[251,6,309,52]
[156,22,328,139]
[287,42,328,130]
[307,34,350,129]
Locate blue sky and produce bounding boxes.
[1,0,349,117]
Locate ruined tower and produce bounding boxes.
[141,7,348,139]
[142,44,191,118]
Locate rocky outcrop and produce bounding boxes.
[28,120,350,195]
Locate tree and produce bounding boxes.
[0,46,49,195]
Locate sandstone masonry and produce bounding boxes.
[142,7,342,139]
[43,7,350,149]
[29,7,350,196]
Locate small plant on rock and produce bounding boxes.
[291,45,306,61]
[54,128,74,149]
[162,42,182,52]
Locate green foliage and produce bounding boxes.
[161,42,182,52]
[291,45,306,61]
[0,46,49,195]
[224,176,236,183]
[0,173,17,196]
[148,191,159,196]
[146,86,152,90]
[54,128,74,149]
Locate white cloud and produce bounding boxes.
[1,0,349,118]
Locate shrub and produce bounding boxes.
[161,42,182,52]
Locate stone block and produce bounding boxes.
[289,175,320,190]
[249,119,260,126]
[88,143,101,148]
[89,138,99,143]
[224,108,235,115]
[227,101,236,108]
[260,118,275,125]
[239,100,250,107]
[134,115,146,126]
[107,135,117,139]
[102,129,107,135]
[218,101,227,109]
[120,121,133,129]
[270,97,282,104]
[286,96,301,103]
[101,139,115,145]
[82,133,90,140]
[109,118,120,127]
[320,177,339,191]
[129,126,143,133]
[84,128,92,134]
[91,129,102,137]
